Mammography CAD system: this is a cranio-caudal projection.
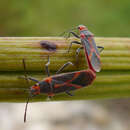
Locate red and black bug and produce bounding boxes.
[22,56,96,122]
[63,25,104,72]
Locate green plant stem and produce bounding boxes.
[0,37,130,102]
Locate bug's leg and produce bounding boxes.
[19,76,39,83]
[66,31,80,39]
[76,46,83,61]
[28,77,39,82]
[46,82,53,95]
[22,59,30,86]
[66,91,74,96]
[45,56,54,92]
[49,80,55,93]
[67,41,81,53]
[46,93,55,100]
[56,62,73,74]
[97,46,104,53]
[45,56,50,77]
[46,96,52,101]
[60,26,77,37]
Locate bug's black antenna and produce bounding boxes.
[22,59,30,123]
[22,59,30,86]
[24,96,30,123]
[59,26,77,37]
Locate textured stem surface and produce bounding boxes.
[0,37,130,102]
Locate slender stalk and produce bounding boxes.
[0,37,130,102]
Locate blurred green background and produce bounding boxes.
[0,0,130,37]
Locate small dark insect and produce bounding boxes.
[21,56,96,122]
[40,40,57,52]
[63,25,104,72]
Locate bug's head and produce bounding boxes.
[78,25,87,31]
[30,83,40,96]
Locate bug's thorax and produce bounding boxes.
[44,77,52,83]
[80,33,86,39]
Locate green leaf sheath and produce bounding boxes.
[0,37,130,102]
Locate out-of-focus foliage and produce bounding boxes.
[0,0,130,37]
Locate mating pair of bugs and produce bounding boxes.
[23,25,104,122]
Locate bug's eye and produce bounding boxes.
[78,26,81,30]
[78,26,83,30]
[78,25,87,31]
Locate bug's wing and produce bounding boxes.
[81,31,101,72]
[52,71,76,83]
[52,69,96,92]
[69,69,96,87]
